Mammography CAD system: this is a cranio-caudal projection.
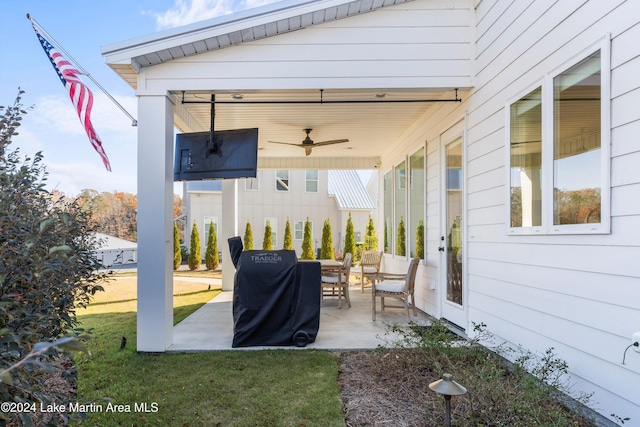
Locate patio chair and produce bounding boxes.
[372,257,420,321]
[321,252,353,309]
[359,250,383,293]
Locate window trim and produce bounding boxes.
[305,169,319,193]
[505,36,611,236]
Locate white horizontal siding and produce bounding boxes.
[138,2,473,93]
[379,0,640,421]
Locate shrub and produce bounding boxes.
[415,219,424,259]
[301,218,315,260]
[320,219,334,259]
[396,216,406,256]
[188,220,201,270]
[205,221,219,270]
[173,222,182,270]
[344,213,356,260]
[283,218,293,250]
[364,215,378,252]
[0,91,105,425]
[243,221,254,250]
[263,221,273,250]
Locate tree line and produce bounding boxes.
[54,190,183,242]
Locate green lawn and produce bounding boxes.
[74,275,345,426]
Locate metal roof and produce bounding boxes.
[328,169,375,210]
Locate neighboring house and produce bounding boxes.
[93,233,137,268]
[184,169,376,257]
[103,0,640,421]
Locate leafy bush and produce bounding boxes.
[0,90,105,425]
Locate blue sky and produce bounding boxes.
[0,0,278,196]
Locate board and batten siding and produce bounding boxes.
[136,0,473,93]
[468,0,640,421]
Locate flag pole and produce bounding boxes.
[27,13,138,127]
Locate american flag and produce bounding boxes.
[31,23,111,171]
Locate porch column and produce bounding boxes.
[221,179,238,291]
[519,166,542,227]
[136,93,174,352]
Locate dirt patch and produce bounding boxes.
[338,348,597,427]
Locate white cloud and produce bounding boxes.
[155,0,280,29]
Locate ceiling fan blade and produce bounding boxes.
[268,141,304,147]
[312,139,349,147]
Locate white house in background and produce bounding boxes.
[184,169,376,257]
[103,0,640,421]
[93,233,137,267]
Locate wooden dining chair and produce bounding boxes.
[359,250,383,293]
[321,252,353,308]
[371,257,420,321]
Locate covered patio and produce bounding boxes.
[102,0,472,352]
[169,282,431,352]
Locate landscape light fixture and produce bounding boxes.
[429,373,467,427]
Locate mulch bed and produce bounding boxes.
[338,348,597,427]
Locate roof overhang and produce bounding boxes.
[102,0,415,89]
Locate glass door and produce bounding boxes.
[441,136,466,328]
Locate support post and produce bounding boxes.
[136,94,174,352]
[221,179,238,291]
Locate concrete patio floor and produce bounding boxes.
[168,282,431,352]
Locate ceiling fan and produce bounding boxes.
[268,128,349,156]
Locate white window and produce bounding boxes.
[245,174,259,191]
[276,170,289,192]
[305,170,318,192]
[507,39,610,235]
[294,220,304,240]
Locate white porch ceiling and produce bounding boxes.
[173,88,461,163]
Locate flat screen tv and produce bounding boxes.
[174,128,258,181]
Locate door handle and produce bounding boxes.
[438,247,445,252]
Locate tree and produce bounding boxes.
[283,218,293,250]
[415,219,425,260]
[396,217,406,256]
[188,220,201,270]
[0,91,105,424]
[173,222,182,270]
[263,220,273,250]
[321,219,334,259]
[243,221,254,250]
[344,213,356,259]
[301,218,315,260]
[364,215,379,252]
[205,221,219,270]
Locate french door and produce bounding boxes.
[440,130,467,329]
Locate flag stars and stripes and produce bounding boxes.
[31,24,111,171]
